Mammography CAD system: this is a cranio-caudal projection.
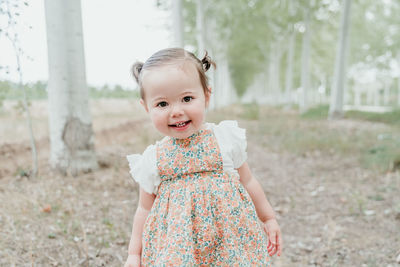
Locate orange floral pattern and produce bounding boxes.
[141,129,270,266]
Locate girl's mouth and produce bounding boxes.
[169,120,191,130]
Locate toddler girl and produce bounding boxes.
[124,48,282,266]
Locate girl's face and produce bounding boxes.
[140,62,210,139]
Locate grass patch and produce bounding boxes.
[239,102,260,120]
[300,105,400,126]
[301,104,329,120]
[345,109,400,125]
[361,136,400,172]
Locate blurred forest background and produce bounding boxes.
[1,0,400,112]
[1,0,399,266]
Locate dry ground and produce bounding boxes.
[0,99,399,266]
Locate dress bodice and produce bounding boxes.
[157,129,223,182]
[126,120,248,195]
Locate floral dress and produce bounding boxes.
[127,121,270,266]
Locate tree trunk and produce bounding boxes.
[214,55,235,108]
[374,88,380,106]
[300,8,311,112]
[196,0,205,54]
[172,0,184,47]
[207,16,235,109]
[329,0,352,119]
[285,30,295,104]
[367,84,373,105]
[383,82,390,106]
[354,88,361,106]
[398,51,400,106]
[267,44,275,104]
[275,43,282,104]
[44,0,98,176]
[269,44,279,103]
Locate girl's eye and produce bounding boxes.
[157,101,168,107]
[183,96,193,102]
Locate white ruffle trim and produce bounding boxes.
[126,144,160,195]
[213,120,247,169]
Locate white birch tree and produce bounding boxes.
[172,0,184,47]
[398,51,400,106]
[195,0,205,54]
[44,0,98,176]
[329,0,352,119]
[284,29,295,104]
[300,8,311,112]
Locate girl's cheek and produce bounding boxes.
[151,110,166,124]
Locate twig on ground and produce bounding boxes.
[81,222,89,267]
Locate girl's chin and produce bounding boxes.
[169,128,199,139]
[170,131,194,139]
[156,122,206,139]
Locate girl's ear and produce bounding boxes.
[140,98,149,112]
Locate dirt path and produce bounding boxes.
[247,139,399,266]
[0,110,399,266]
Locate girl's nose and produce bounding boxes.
[170,104,184,117]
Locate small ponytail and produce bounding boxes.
[201,51,216,72]
[131,62,144,83]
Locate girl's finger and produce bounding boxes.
[269,232,276,246]
[267,246,273,256]
[277,233,283,256]
[267,240,276,255]
[272,243,277,256]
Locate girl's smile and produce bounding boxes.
[168,120,192,131]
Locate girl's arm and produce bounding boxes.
[237,162,282,256]
[127,188,156,257]
[237,162,275,222]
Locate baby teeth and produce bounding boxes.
[176,122,186,127]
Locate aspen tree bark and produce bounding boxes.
[367,84,373,105]
[219,57,236,107]
[285,30,295,104]
[172,0,184,47]
[196,0,205,54]
[354,87,361,106]
[397,51,400,106]
[300,9,311,112]
[44,0,98,176]
[374,88,380,107]
[383,82,390,106]
[196,0,223,110]
[267,44,275,104]
[273,42,282,103]
[329,0,352,119]
[207,16,236,109]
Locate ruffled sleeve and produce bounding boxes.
[126,144,161,195]
[213,120,247,169]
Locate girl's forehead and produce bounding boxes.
[141,62,200,86]
[146,60,196,75]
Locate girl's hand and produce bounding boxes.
[263,218,282,257]
[124,254,141,267]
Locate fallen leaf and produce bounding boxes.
[42,204,52,213]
